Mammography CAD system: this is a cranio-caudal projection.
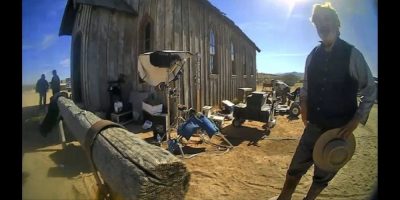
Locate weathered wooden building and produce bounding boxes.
[59,0,260,114]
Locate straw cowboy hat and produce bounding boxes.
[313,128,356,172]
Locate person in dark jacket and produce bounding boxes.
[35,74,49,108]
[50,69,60,95]
[269,3,377,200]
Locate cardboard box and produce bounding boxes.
[142,102,163,115]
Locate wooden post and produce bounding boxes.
[58,119,66,149]
[196,53,201,111]
[166,73,171,142]
[55,97,190,200]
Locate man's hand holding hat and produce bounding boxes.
[338,115,360,139]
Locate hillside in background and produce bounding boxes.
[257,72,304,86]
[276,72,304,78]
[22,84,36,92]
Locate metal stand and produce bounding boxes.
[164,62,187,158]
[162,54,233,158]
[165,70,171,143]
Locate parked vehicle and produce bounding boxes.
[232,91,277,129]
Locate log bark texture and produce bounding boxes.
[57,97,190,200]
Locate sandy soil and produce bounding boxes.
[22,85,377,200]
[22,88,54,108]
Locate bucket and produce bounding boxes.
[202,106,212,117]
[177,119,200,140]
[191,114,219,137]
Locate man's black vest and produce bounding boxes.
[307,38,358,129]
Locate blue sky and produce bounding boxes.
[209,0,377,76]
[22,0,377,85]
[22,0,71,85]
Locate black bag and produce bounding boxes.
[150,51,181,68]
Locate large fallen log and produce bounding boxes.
[50,96,190,200]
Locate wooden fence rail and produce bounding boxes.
[41,94,190,200]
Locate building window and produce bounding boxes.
[140,15,153,53]
[144,23,151,52]
[138,15,154,91]
[209,30,217,74]
[231,42,236,75]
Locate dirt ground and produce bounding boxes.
[22,86,377,200]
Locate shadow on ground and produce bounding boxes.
[286,115,300,121]
[47,143,92,178]
[23,105,91,179]
[22,105,78,154]
[221,124,268,147]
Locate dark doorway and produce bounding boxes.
[72,33,82,103]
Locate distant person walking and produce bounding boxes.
[50,69,60,95]
[35,74,49,108]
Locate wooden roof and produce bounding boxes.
[59,0,138,36]
[59,0,260,52]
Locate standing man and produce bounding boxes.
[35,74,49,109]
[50,69,60,95]
[270,3,377,200]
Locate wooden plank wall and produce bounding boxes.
[173,0,183,106]
[72,0,257,113]
[140,0,257,110]
[86,6,109,111]
[191,2,197,110]
[110,11,136,106]
[72,5,93,109]
[72,4,139,112]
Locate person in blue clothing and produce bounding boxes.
[35,74,49,109]
[270,2,377,200]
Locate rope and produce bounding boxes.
[198,133,233,154]
[166,132,233,159]
[180,147,231,159]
